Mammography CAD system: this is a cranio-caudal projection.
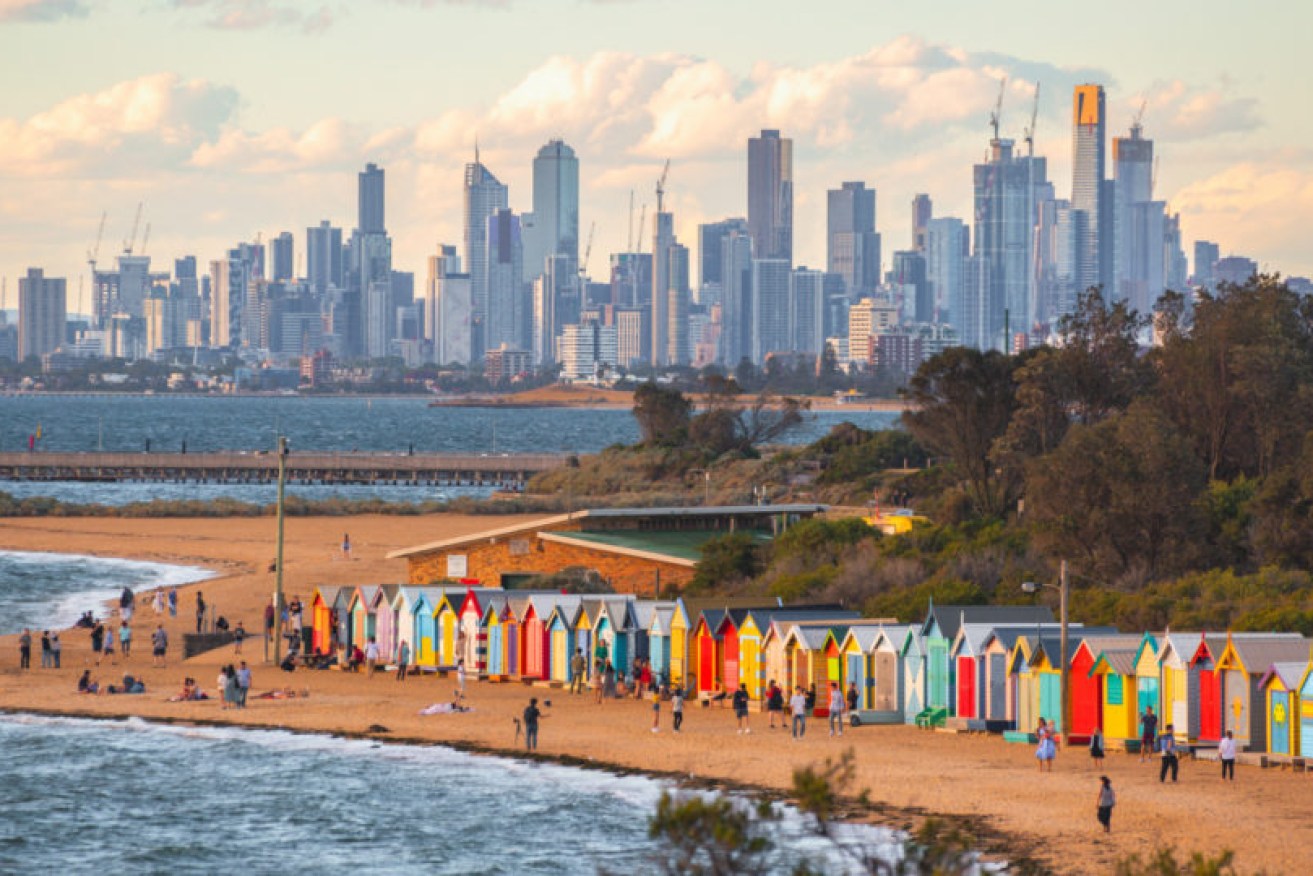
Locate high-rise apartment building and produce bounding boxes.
[18,268,66,360]
[486,208,526,352]
[463,152,509,355]
[1112,120,1164,312]
[666,242,691,365]
[1072,84,1109,293]
[748,130,793,263]
[790,268,825,356]
[925,217,968,328]
[651,210,675,367]
[973,137,1049,344]
[751,258,791,362]
[426,246,472,366]
[912,194,933,253]
[891,250,931,323]
[698,217,748,302]
[827,182,881,297]
[1193,241,1220,289]
[719,230,754,367]
[209,251,248,349]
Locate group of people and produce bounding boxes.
[217,663,252,709]
[76,669,146,695]
[16,629,62,670]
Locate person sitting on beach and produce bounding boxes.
[280,652,298,673]
[77,670,98,694]
[708,680,729,708]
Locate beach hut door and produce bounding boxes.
[875,651,895,711]
[1199,668,1221,741]
[988,654,1007,720]
[1271,691,1291,755]
[1138,678,1159,736]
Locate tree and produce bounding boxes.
[687,384,808,458]
[902,347,1018,517]
[1025,401,1206,583]
[632,382,691,447]
[690,533,764,593]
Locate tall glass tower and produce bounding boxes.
[748,130,793,263]
[1071,85,1108,294]
[532,140,580,262]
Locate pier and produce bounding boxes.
[0,450,570,488]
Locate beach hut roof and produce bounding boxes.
[1259,661,1306,689]
[1091,649,1139,677]
[922,604,1055,641]
[788,625,840,650]
[1077,633,1144,656]
[351,585,381,607]
[313,585,343,605]
[650,603,677,632]
[1224,634,1309,673]
[954,622,1065,657]
[873,624,913,651]
[840,623,884,653]
[1027,628,1119,667]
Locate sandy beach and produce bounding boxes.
[1,514,1309,874]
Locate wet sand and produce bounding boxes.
[1,514,1309,874]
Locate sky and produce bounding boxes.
[2,0,1311,316]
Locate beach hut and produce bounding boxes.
[1156,632,1199,739]
[545,598,584,684]
[691,609,726,694]
[370,585,400,663]
[630,600,656,666]
[410,589,442,668]
[784,625,847,713]
[869,625,910,719]
[1088,632,1156,744]
[901,626,926,725]
[598,598,639,675]
[573,600,598,677]
[646,603,677,685]
[1067,634,1141,740]
[502,597,529,678]
[735,610,776,701]
[1132,633,1163,741]
[332,587,354,652]
[1186,633,1228,743]
[348,585,380,652]
[390,588,421,665]
[979,628,1031,728]
[760,621,791,695]
[482,594,509,676]
[839,624,882,713]
[457,588,499,672]
[921,604,1056,719]
[1300,658,1313,758]
[1260,662,1304,757]
[310,586,342,656]
[432,589,463,668]
[1008,635,1043,732]
[519,596,555,680]
[1217,633,1309,751]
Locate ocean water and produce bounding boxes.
[0,480,486,507]
[0,550,214,635]
[0,715,904,874]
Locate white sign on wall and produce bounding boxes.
[447,554,468,578]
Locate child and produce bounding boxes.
[1096,776,1115,833]
[671,687,685,733]
[1089,726,1105,767]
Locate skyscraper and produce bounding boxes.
[463,152,509,356]
[719,229,754,367]
[748,130,793,263]
[426,245,472,366]
[751,258,791,362]
[1193,241,1220,289]
[306,221,343,294]
[698,217,748,302]
[485,208,526,352]
[666,242,690,365]
[358,163,385,234]
[912,194,933,253]
[531,140,580,262]
[18,268,66,360]
[925,217,968,329]
[1072,84,1109,294]
[827,182,881,297]
[271,231,294,282]
[891,250,931,323]
[973,137,1049,345]
[651,210,675,367]
[1113,119,1160,312]
[790,267,825,355]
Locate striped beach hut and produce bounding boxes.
[310,586,342,656]
[370,584,401,663]
[332,587,354,652]
[646,603,677,685]
[391,587,434,667]
[870,625,911,719]
[1300,658,1313,758]
[481,593,509,676]
[1217,633,1309,751]
[348,585,381,652]
[839,624,882,713]
[410,589,443,668]
[1260,662,1304,757]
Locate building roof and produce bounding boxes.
[539,530,733,567]
[385,504,828,560]
[923,604,1055,641]
[1225,635,1309,673]
[1092,649,1139,677]
[1259,661,1307,689]
[313,585,343,605]
[841,623,884,653]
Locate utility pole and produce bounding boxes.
[273,435,288,665]
[1059,558,1070,744]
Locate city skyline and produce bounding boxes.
[1,0,1309,310]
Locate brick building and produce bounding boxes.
[387,505,826,597]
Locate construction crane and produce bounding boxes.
[626,189,635,253]
[635,204,647,251]
[989,77,1007,143]
[123,202,143,254]
[632,204,647,303]
[86,211,106,272]
[140,223,151,258]
[579,221,596,281]
[1133,98,1148,133]
[1023,82,1041,157]
[655,159,670,213]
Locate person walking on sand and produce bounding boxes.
[342,533,351,560]
[51,633,61,669]
[1139,705,1158,764]
[1036,718,1057,772]
[90,621,104,660]
[19,629,32,670]
[168,587,177,618]
[195,591,206,634]
[766,680,784,729]
[40,630,51,668]
[153,589,164,616]
[101,625,115,664]
[570,649,586,694]
[1096,776,1115,834]
[1158,724,1180,783]
[672,687,685,733]
[365,637,380,677]
[733,685,751,734]
[523,697,543,751]
[456,658,467,697]
[233,621,246,655]
[828,681,846,737]
[1089,725,1105,768]
[651,687,662,733]
[396,640,410,681]
[119,622,132,658]
[236,661,251,708]
[151,624,168,668]
[1219,730,1237,781]
[790,686,809,739]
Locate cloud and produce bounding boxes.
[171,0,333,33]
[1123,80,1262,141]
[0,72,239,178]
[0,0,90,20]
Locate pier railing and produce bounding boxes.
[0,450,571,487]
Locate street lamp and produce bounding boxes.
[1023,558,1070,743]
[273,435,289,665]
[689,468,711,506]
